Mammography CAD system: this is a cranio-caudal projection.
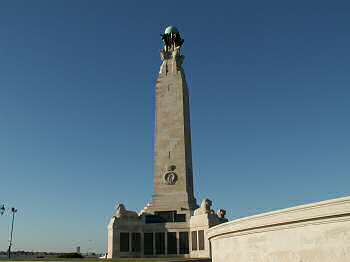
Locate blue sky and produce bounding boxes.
[0,0,349,253]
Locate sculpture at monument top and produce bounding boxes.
[160,26,185,73]
[160,26,184,52]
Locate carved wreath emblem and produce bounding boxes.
[164,172,177,185]
[164,165,177,185]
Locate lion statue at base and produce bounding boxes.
[194,198,214,216]
[217,208,228,222]
[114,203,139,219]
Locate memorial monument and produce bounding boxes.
[107,26,228,258]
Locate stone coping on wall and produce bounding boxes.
[207,195,350,239]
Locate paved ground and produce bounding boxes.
[169,260,211,262]
[1,259,211,262]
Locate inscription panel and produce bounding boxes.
[179,231,189,254]
[120,232,130,252]
[131,232,141,252]
[191,231,197,251]
[167,232,177,254]
[198,230,205,250]
[155,232,165,254]
[144,233,153,255]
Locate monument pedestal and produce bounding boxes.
[107,200,226,258]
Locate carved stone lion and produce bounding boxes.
[115,203,139,219]
[194,198,213,215]
[217,209,226,219]
[217,208,228,222]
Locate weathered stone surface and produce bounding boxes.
[144,48,197,214]
[190,198,227,258]
[208,195,350,262]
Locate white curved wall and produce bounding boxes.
[207,196,350,262]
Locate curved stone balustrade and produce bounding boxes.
[208,196,350,262]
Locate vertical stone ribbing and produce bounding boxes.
[145,49,197,213]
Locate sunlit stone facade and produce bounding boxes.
[107,26,227,259]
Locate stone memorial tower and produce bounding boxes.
[143,25,197,215]
[107,26,227,259]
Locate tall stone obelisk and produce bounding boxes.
[107,26,227,259]
[144,26,197,214]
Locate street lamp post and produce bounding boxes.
[0,204,5,216]
[8,207,18,259]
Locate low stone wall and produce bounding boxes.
[207,196,350,262]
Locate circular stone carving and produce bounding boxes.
[164,171,177,185]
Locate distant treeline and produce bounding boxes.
[0,251,63,256]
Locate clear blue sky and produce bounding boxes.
[1,0,349,253]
